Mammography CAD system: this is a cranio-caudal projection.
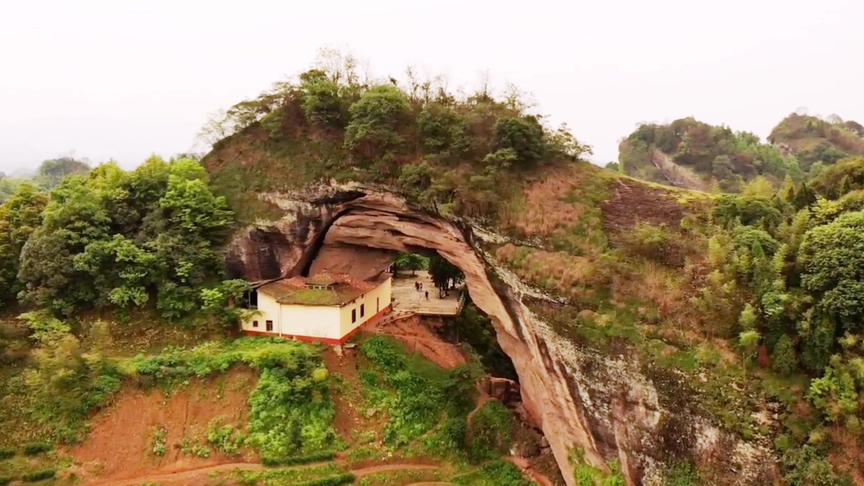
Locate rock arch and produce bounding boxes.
[227,184,776,486]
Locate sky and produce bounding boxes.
[1,0,862,173]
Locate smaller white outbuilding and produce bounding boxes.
[241,272,392,345]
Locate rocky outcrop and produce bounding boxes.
[226,183,778,486]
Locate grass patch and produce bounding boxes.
[468,401,515,461]
[452,460,533,486]
[359,336,475,456]
[357,468,443,486]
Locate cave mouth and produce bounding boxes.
[311,244,518,382]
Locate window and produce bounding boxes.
[252,320,259,328]
[360,304,365,318]
[242,290,258,309]
[351,309,357,323]
[266,320,273,331]
[377,297,380,312]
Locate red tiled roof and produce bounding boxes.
[258,272,388,306]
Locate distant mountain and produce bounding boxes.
[768,113,864,171]
[617,117,800,192]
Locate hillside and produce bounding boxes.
[769,113,864,171]
[4,58,864,486]
[616,117,801,192]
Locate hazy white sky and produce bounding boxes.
[1,0,862,172]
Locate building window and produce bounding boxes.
[360,304,365,318]
[266,320,273,331]
[377,297,380,312]
[351,309,357,323]
[252,320,259,328]
[243,290,258,310]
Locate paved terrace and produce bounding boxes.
[390,271,464,316]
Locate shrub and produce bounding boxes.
[207,421,243,456]
[772,335,798,375]
[344,85,412,162]
[663,462,701,486]
[0,476,10,486]
[622,223,672,262]
[0,448,14,460]
[22,469,56,482]
[23,442,51,456]
[782,445,852,486]
[151,425,168,457]
[260,450,337,467]
[468,401,515,461]
[494,116,547,167]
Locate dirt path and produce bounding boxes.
[89,461,442,486]
[351,463,441,478]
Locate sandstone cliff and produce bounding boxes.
[226,183,778,485]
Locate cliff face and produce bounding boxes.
[226,183,777,485]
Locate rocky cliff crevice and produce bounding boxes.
[225,183,777,485]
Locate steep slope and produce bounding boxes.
[769,113,864,170]
[617,117,800,192]
[219,182,776,485]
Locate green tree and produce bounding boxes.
[417,103,468,156]
[299,69,350,129]
[428,254,463,290]
[799,211,864,328]
[34,157,90,189]
[0,184,47,305]
[394,253,426,276]
[493,116,547,167]
[344,85,413,162]
[772,334,798,375]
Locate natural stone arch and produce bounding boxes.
[226,184,777,486]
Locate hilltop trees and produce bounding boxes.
[344,85,413,165]
[618,117,800,192]
[203,58,591,223]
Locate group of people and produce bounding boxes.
[413,280,455,300]
[414,280,429,300]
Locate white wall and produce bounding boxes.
[279,305,342,339]
[339,277,392,337]
[241,291,280,333]
[241,276,392,340]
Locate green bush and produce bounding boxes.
[494,116,547,167]
[151,426,168,457]
[453,460,532,486]
[622,223,672,262]
[468,401,515,461]
[22,469,56,482]
[772,335,798,375]
[23,442,51,456]
[663,462,701,486]
[344,85,412,163]
[782,445,852,486]
[0,476,11,486]
[260,450,337,467]
[207,421,243,456]
[0,448,14,460]
[359,336,474,450]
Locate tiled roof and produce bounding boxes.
[258,272,388,306]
